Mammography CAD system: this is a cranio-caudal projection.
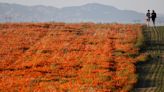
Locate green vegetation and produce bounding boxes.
[133,26,164,92]
[135,26,146,48]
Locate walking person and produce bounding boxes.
[151,10,157,26]
[146,10,151,27]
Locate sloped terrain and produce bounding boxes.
[0,23,143,92]
[134,26,164,92]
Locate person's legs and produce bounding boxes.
[147,19,150,27]
[152,18,155,26]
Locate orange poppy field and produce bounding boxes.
[0,23,145,92]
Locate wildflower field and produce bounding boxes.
[0,23,145,92]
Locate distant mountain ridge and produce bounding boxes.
[0,3,164,23]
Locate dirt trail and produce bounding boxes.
[133,26,164,92]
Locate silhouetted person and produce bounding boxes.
[146,10,151,27]
[151,10,157,26]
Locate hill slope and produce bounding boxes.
[134,26,164,92]
[0,3,147,23]
[0,23,142,91]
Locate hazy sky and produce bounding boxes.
[0,0,164,14]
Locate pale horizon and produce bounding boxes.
[0,0,164,14]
